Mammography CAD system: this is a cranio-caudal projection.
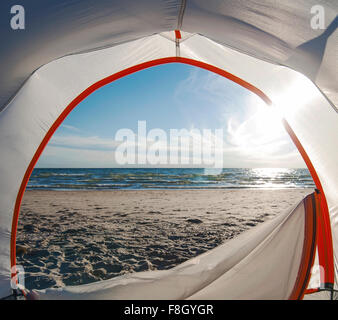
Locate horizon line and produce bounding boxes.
[34,167,308,169]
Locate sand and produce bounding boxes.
[16,188,313,290]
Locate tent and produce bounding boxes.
[0,0,337,300]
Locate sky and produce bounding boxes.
[36,64,306,168]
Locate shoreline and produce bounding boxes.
[25,186,315,191]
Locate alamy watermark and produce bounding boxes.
[10,5,25,30]
[310,5,325,30]
[114,121,224,168]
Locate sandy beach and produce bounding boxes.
[16,188,313,290]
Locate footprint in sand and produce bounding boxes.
[223,222,236,227]
[114,212,128,217]
[92,268,107,278]
[23,224,37,232]
[245,222,257,227]
[16,245,28,256]
[186,218,203,224]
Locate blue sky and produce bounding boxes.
[36,64,305,168]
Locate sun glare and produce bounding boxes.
[227,97,285,150]
[271,72,319,121]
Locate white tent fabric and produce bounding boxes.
[0,0,337,299]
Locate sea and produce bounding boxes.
[27,168,315,190]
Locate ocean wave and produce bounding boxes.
[27,168,315,190]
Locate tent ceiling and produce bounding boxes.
[0,0,337,111]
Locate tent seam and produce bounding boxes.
[177,0,187,30]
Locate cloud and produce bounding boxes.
[37,145,116,168]
[39,121,305,169]
[48,134,120,151]
[61,124,81,133]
